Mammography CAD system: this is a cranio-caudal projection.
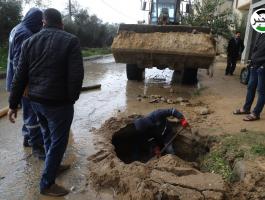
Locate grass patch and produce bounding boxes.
[251,144,265,156]
[82,48,111,57]
[201,151,233,181]
[201,132,265,181]
[0,47,111,72]
[0,47,8,72]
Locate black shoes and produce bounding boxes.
[40,183,69,197]
[32,145,46,160]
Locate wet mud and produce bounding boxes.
[88,116,225,200]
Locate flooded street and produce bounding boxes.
[0,56,196,200]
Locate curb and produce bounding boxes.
[83,54,112,61]
[0,54,113,80]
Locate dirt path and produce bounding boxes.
[196,57,265,135]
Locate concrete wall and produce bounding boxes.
[236,0,251,10]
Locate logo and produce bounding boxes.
[251,8,265,33]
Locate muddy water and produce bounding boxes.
[0,56,197,199]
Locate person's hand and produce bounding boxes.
[180,118,189,128]
[8,108,17,123]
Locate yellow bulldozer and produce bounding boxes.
[112,0,216,84]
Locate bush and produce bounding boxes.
[0,0,22,45]
[0,47,8,71]
[183,0,233,38]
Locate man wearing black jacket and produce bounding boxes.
[234,33,265,121]
[8,8,84,196]
[225,31,244,75]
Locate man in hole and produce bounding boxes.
[113,108,188,162]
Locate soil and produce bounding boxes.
[112,31,215,57]
[87,57,265,200]
[229,159,265,200]
[88,116,226,200]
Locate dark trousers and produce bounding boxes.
[21,97,43,147]
[243,66,265,117]
[226,56,237,75]
[31,102,74,190]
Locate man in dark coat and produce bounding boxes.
[6,8,44,159]
[8,8,84,196]
[225,31,245,75]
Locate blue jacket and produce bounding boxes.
[6,8,43,92]
[134,108,184,132]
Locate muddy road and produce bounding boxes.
[0,56,196,200]
[0,56,265,199]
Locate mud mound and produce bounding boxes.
[112,31,216,69]
[226,159,265,200]
[88,116,226,200]
[112,32,215,57]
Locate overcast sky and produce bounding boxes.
[24,0,147,24]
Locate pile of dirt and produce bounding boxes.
[112,31,215,57]
[112,31,216,69]
[230,159,265,200]
[88,116,226,200]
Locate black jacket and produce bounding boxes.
[227,37,244,58]
[9,27,84,109]
[251,33,265,67]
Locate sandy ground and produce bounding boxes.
[0,55,265,199]
[197,58,265,135]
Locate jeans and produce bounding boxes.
[225,56,237,75]
[31,101,74,190]
[21,97,43,146]
[243,66,265,117]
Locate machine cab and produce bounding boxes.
[149,0,178,24]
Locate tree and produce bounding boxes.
[23,0,51,8]
[0,0,22,46]
[183,0,234,38]
[64,6,118,48]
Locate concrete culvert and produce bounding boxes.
[112,121,209,164]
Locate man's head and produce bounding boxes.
[43,8,63,29]
[235,31,241,39]
[22,8,43,33]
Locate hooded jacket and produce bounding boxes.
[251,33,265,67]
[6,8,43,92]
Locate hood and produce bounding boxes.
[22,8,43,33]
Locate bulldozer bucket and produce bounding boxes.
[111,24,216,69]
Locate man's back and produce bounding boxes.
[20,27,84,105]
